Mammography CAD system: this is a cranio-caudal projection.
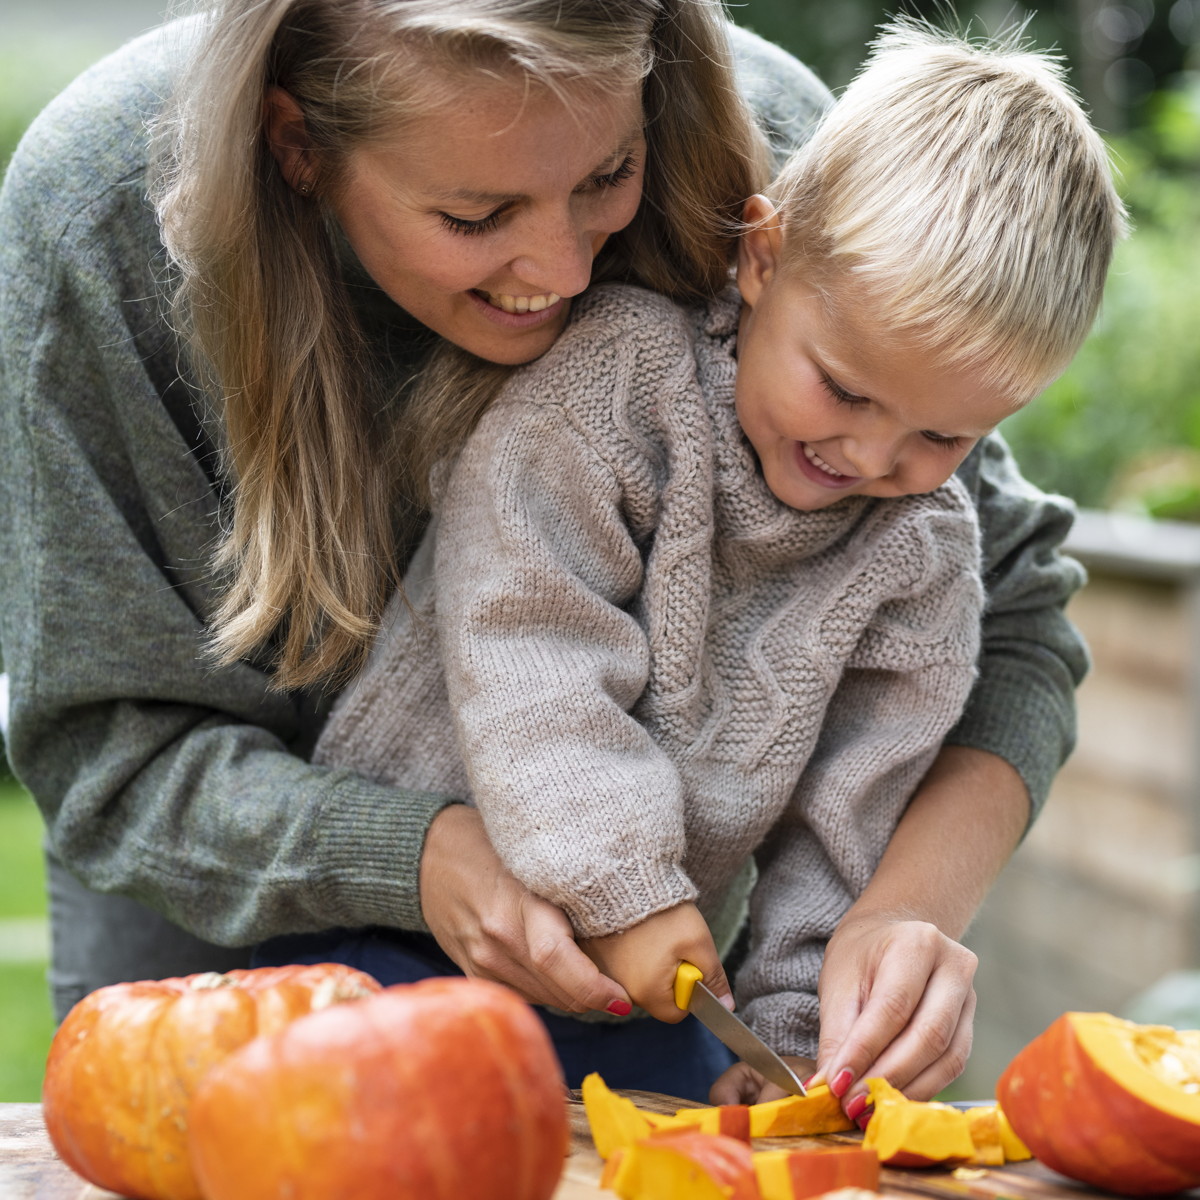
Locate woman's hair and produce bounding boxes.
[152,0,768,690]
[769,16,1129,402]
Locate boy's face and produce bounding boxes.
[734,199,1022,513]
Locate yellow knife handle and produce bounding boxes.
[674,961,703,1011]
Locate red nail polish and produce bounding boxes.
[830,1067,854,1097]
[856,1111,872,1131]
[845,1093,868,1121]
[606,999,632,1016]
[802,1075,818,1089]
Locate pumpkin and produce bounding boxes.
[582,1071,653,1158]
[753,1145,880,1200]
[602,1129,759,1200]
[41,963,379,1200]
[996,1011,1200,1195]
[188,976,569,1200]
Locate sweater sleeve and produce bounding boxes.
[735,489,986,1057]
[0,36,456,952]
[433,370,698,939]
[945,434,1089,820]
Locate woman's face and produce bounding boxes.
[329,75,646,365]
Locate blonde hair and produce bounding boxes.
[152,0,768,690]
[770,16,1129,401]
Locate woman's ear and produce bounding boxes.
[263,86,315,194]
[737,194,784,309]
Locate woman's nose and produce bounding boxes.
[507,212,599,299]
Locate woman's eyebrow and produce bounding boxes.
[438,128,644,206]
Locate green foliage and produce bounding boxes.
[0,782,51,1101]
[1001,79,1200,513]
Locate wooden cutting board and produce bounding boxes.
[5,1098,1196,1199]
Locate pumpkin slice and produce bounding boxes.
[860,1078,974,1167]
[962,1107,1005,1167]
[648,1104,752,1143]
[581,1072,654,1159]
[997,1011,1200,1195]
[747,1084,854,1137]
[753,1144,880,1200]
[603,1129,759,1200]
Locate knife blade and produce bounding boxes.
[674,961,807,1097]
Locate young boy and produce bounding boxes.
[288,20,1126,1101]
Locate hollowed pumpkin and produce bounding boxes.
[996,1011,1200,1195]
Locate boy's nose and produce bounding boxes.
[843,436,902,481]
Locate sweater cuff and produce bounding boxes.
[307,773,461,933]
[552,860,698,939]
[944,650,1076,827]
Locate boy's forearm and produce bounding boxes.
[847,745,1028,940]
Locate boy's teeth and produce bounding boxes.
[804,444,844,476]
[486,291,561,314]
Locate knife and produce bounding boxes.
[674,961,807,1097]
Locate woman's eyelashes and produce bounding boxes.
[436,154,639,238]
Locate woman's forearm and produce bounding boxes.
[848,744,1029,938]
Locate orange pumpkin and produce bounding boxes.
[41,963,380,1200]
[997,1011,1200,1195]
[188,976,569,1200]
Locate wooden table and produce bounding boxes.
[2,1097,1192,1200]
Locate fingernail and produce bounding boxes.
[856,1111,872,1131]
[606,1000,632,1016]
[717,993,735,1012]
[844,1093,869,1121]
[802,1074,820,1089]
[830,1067,854,1097]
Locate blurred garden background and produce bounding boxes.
[1,0,1199,1100]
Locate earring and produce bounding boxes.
[297,180,313,197]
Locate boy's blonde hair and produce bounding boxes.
[771,17,1129,401]
[152,0,767,689]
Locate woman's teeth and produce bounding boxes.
[484,291,561,314]
[803,444,847,477]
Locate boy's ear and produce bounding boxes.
[737,194,784,309]
[263,86,316,193]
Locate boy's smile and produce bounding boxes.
[733,196,1024,512]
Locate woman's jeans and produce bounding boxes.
[253,927,735,1103]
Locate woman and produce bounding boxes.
[0,0,1085,1102]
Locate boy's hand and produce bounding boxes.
[582,902,728,1022]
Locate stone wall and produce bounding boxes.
[959,510,1200,1095]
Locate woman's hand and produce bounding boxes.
[419,804,632,1015]
[582,902,728,1022]
[708,1055,816,1106]
[813,911,978,1116]
[808,746,1026,1119]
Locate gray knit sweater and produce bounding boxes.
[315,284,984,1053]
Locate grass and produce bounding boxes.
[0,779,53,1102]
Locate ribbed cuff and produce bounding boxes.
[945,651,1076,827]
[307,772,462,932]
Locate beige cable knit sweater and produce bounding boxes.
[315,283,984,1054]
